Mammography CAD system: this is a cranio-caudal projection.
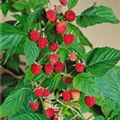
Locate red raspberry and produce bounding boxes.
[71,90,80,101]
[51,117,58,120]
[44,63,54,75]
[50,54,59,65]
[29,30,40,41]
[69,53,77,61]
[50,17,58,23]
[64,34,74,45]
[54,61,65,73]
[46,10,56,22]
[85,96,96,107]
[42,89,50,97]
[59,0,67,6]
[50,43,59,51]
[31,63,42,75]
[45,108,54,117]
[53,109,59,115]
[34,88,44,97]
[37,37,48,48]
[62,90,72,102]
[56,22,67,35]
[65,10,76,22]
[75,63,85,73]
[29,101,39,111]
[65,77,72,84]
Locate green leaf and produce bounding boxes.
[1,2,9,16]
[76,6,119,28]
[67,23,93,49]
[93,116,105,120]
[73,73,98,95]
[67,0,79,9]
[84,47,120,77]
[12,0,30,11]
[24,37,40,65]
[13,113,49,120]
[0,88,27,117]
[48,73,62,92]
[95,68,120,102]
[0,23,25,51]
[27,0,49,31]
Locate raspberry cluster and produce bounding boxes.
[28,0,96,119]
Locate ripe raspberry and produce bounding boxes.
[54,61,65,73]
[50,54,59,65]
[46,10,56,22]
[59,0,67,6]
[51,117,58,120]
[34,88,44,97]
[65,77,72,84]
[37,37,48,48]
[69,53,77,61]
[64,34,74,45]
[54,5,62,14]
[53,109,59,115]
[71,90,80,101]
[50,17,58,23]
[62,90,72,102]
[45,108,54,117]
[85,96,96,107]
[29,101,39,111]
[65,10,76,22]
[50,43,59,51]
[44,63,54,75]
[75,63,85,73]
[29,30,40,41]
[31,63,42,75]
[42,89,50,97]
[43,101,52,110]
[56,22,67,35]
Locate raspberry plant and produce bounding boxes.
[0,0,120,120]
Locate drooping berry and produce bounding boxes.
[50,54,59,65]
[53,109,59,115]
[50,17,58,23]
[50,43,59,51]
[75,63,85,73]
[65,10,76,22]
[69,53,77,61]
[51,117,58,120]
[37,37,48,48]
[29,30,40,41]
[63,34,74,45]
[56,22,67,35]
[59,0,67,6]
[71,90,80,101]
[85,96,96,107]
[54,61,65,73]
[44,63,54,75]
[54,5,62,14]
[34,88,44,97]
[46,10,56,22]
[29,101,39,111]
[31,63,42,75]
[65,77,72,84]
[45,108,54,117]
[62,90,72,102]
[42,89,50,97]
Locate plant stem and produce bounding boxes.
[56,99,85,120]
